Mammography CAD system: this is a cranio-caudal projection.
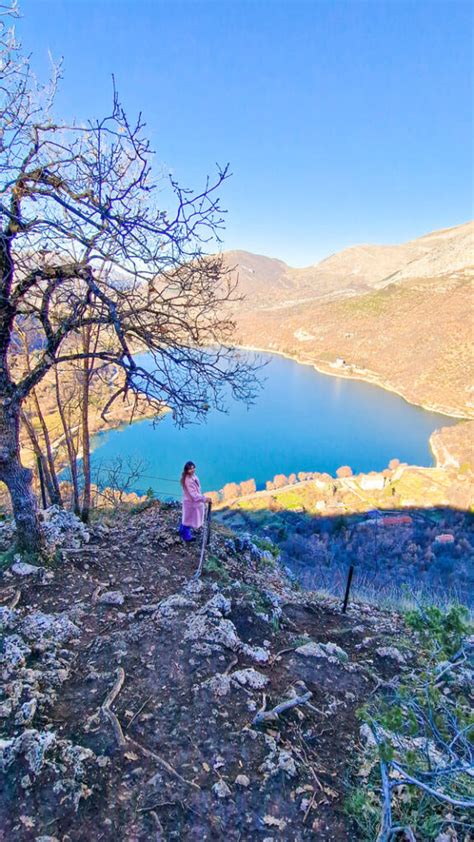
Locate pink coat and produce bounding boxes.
[182,475,206,528]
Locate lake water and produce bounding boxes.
[89,352,458,497]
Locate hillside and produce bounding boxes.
[225,221,474,417]
[225,221,473,303]
[0,505,472,840]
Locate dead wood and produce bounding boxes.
[303,789,317,823]
[253,690,313,725]
[91,583,105,603]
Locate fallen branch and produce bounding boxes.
[101,667,126,747]
[391,761,474,809]
[99,671,198,789]
[303,789,317,823]
[62,546,97,553]
[148,809,165,838]
[126,737,200,790]
[253,691,313,725]
[376,756,392,842]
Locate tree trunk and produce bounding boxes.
[31,387,62,506]
[81,327,92,523]
[0,399,42,553]
[20,410,55,505]
[54,369,80,515]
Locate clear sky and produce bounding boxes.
[17,0,473,266]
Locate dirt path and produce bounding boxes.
[0,504,411,840]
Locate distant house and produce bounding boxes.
[330,358,346,369]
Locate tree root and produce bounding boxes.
[101,666,126,747]
[224,655,239,675]
[101,669,200,790]
[270,646,298,665]
[253,690,313,725]
[9,589,21,609]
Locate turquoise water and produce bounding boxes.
[89,352,458,497]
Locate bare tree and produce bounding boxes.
[0,6,260,552]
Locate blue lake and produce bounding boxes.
[89,352,458,497]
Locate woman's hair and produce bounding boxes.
[180,461,195,488]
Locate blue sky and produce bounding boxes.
[18,0,473,266]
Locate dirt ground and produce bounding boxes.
[0,503,412,841]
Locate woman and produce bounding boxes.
[179,461,211,542]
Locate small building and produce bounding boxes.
[359,474,386,491]
[330,358,346,369]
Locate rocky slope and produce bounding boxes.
[0,505,472,840]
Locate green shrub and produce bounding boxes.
[204,554,231,585]
[404,603,472,657]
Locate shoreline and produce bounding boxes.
[236,343,471,422]
[24,345,468,489]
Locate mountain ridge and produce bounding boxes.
[224,220,474,418]
[223,220,474,288]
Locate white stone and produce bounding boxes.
[20,613,80,644]
[295,640,348,662]
[212,779,231,798]
[277,750,297,777]
[359,723,377,747]
[11,562,41,576]
[240,643,270,663]
[98,591,124,606]
[231,669,269,689]
[15,699,37,726]
[200,674,231,697]
[376,646,406,665]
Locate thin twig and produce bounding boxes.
[126,694,153,730]
[137,801,177,813]
[303,789,317,823]
[126,736,200,790]
[391,762,474,809]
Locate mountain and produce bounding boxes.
[224,221,473,308]
[226,221,474,417]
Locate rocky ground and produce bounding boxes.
[0,503,438,841]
